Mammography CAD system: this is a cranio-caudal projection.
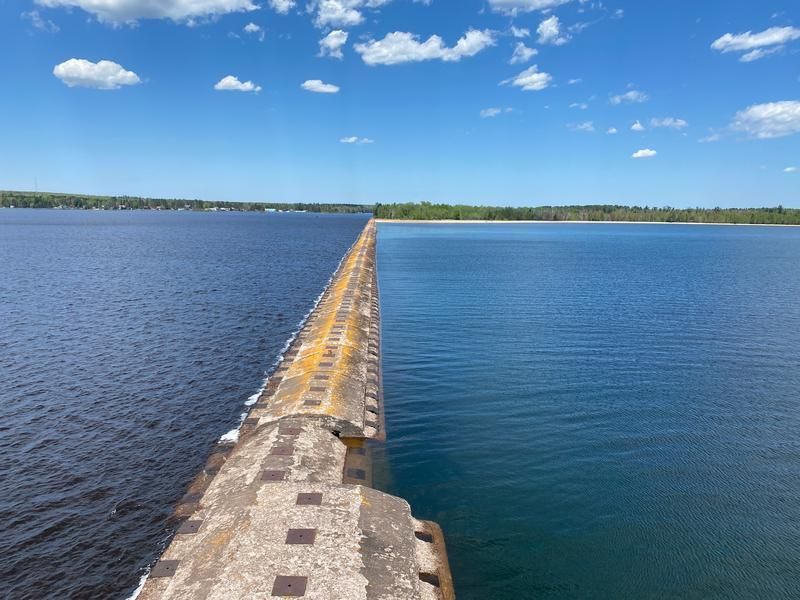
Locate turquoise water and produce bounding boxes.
[376,223,800,599]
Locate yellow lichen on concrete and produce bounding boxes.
[249,221,379,437]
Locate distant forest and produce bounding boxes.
[3,192,799,225]
[0,191,369,214]
[374,202,800,225]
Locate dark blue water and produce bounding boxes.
[376,223,800,600]
[0,209,368,599]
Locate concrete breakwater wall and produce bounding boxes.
[137,220,453,599]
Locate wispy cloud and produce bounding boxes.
[650,117,688,130]
[569,121,595,133]
[340,136,374,144]
[712,26,800,62]
[510,42,537,64]
[480,107,513,118]
[21,10,59,32]
[610,89,649,105]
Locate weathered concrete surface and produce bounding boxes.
[137,220,454,599]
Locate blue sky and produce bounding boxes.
[2,0,799,207]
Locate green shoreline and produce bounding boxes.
[3,192,800,225]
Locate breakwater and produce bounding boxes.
[137,220,453,599]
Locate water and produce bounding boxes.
[376,223,800,600]
[0,209,369,599]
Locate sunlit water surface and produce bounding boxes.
[0,209,368,598]
[376,223,800,600]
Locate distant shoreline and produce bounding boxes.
[376,219,800,227]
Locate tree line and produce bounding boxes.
[0,191,369,214]
[374,202,800,225]
[4,192,799,225]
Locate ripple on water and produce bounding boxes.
[0,209,369,599]
[376,223,800,600]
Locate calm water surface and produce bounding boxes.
[376,223,800,600]
[0,209,368,599]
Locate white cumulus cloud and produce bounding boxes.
[53,58,140,89]
[319,30,348,59]
[607,127,618,134]
[302,79,340,93]
[631,120,645,132]
[785,166,797,173]
[489,0,572,15]
[214,75,261,92]
[355,29,495,66]
[610,89,648,105]
[632,148,657,159]
[36,0,257,24]
[501,64,552,91]
[731,100,800,139]
[651,117,687,130]
[712,26,800,62]
[510,42,537,64]
[537,15,569,45]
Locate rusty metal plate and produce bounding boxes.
[261,470,286,482]
[271,446,294,456]
[243,417,259,426]
[280,426,302,435]
[272,575,307,597]
[150,560,180,578]
[414,531,434,543]
[177,519,202,534]
[296,492,323,506]
[310,386,327,392]
[346,468,366,480]
[313,374,330,380]
[318,362,334,367]
[285,528,317,545]
[303,399,321,406]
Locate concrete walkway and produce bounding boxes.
[137,220,453,599]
